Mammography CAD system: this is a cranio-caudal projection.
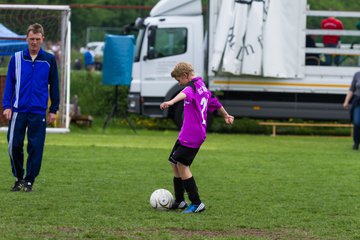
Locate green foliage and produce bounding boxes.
[210,117,267,134]
[71,71,351,136]
[307,0,360,44]
[69,0,158,46]
[70,70,129,117]
[0,0,358,46]
[308,0,360,11]
[0,129,359,239]
[0,0,158,46]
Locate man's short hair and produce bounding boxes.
[171,62,194,78]
[27,23,44,36]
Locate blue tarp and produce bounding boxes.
[102,34,135,86]
[0,23,27,56]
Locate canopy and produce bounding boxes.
[211,0,307,78]
[0,23,27,56]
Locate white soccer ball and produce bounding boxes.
[149,189,174,210]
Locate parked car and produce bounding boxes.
[80,41,104,57]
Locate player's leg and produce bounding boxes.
[170,164,188,209]
[177,163,205,213]
[168,140,188,209]
[353,106,360,150]
[172,145,205,214]
[7,112,27,191]
[178,164,206,214]
[23,113,46,192]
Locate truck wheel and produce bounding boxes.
[173,101,184,130]
[172,101,214,130]
[206,111,214,130]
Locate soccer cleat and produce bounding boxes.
[23,182,33,192]
[11,180,24,192]
[171,200,188,210]
[353,144,359,150]
[181,202,206,214]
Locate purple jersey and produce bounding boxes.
[178,77,222,148]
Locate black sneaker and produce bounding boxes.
[23,182,33,192]
[11,180,24,192]
[353,144,359,150]
[171,200,188,210]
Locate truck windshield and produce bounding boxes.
[148,27,187,59]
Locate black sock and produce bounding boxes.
[173,177,185,202]
[183,176,201,205]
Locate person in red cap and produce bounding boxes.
[321,16,344,66]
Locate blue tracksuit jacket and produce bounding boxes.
[2,48,59,115]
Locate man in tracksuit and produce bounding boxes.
[2,23,59,192]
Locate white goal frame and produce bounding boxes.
[0,4,71,133]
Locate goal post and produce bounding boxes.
[0,4,71,133]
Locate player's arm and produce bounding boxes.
[208,94,234,125]
[343,90,353,110]
[2,56,16,120]
[160,92,186,110]
[48,56,60,124]
[217,106,234,125]
[344,75,357,109]
[339,20,344,29]
[49,56,60,113]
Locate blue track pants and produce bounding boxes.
[7,112,46,184]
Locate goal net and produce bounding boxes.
[0,4,71,133]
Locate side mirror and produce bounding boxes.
[147,25,157,60]
[147,47,156,59]
[135,17,145,29]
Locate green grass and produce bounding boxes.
[0,126,359,239]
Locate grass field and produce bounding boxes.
[0,126,360,240]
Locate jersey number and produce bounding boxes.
[200,97,208,125]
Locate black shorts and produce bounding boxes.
[168,140,199,166]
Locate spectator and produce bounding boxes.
[305,35,321,65]
[94,58,102,71]
[84,47,95,71]
[73,58,82,70]
[2,23,59,192]
[321,16,344,66]
[343,71,360,150]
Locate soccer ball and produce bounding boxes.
[149,189,174,210]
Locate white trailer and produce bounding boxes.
[128,0,360,128]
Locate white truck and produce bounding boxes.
[128,0,360,128]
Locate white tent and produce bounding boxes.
[263,0,306,78]
[210,0,234,72]
[222,1,250,75]
[0,23,27,56]
[241,0,265,76]
[212,0,306,78]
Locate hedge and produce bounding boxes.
[70,71,351,136]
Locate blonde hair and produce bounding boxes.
[27,23,44,36]
[171,62,194,78]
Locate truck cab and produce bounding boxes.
[128,0,204,127]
